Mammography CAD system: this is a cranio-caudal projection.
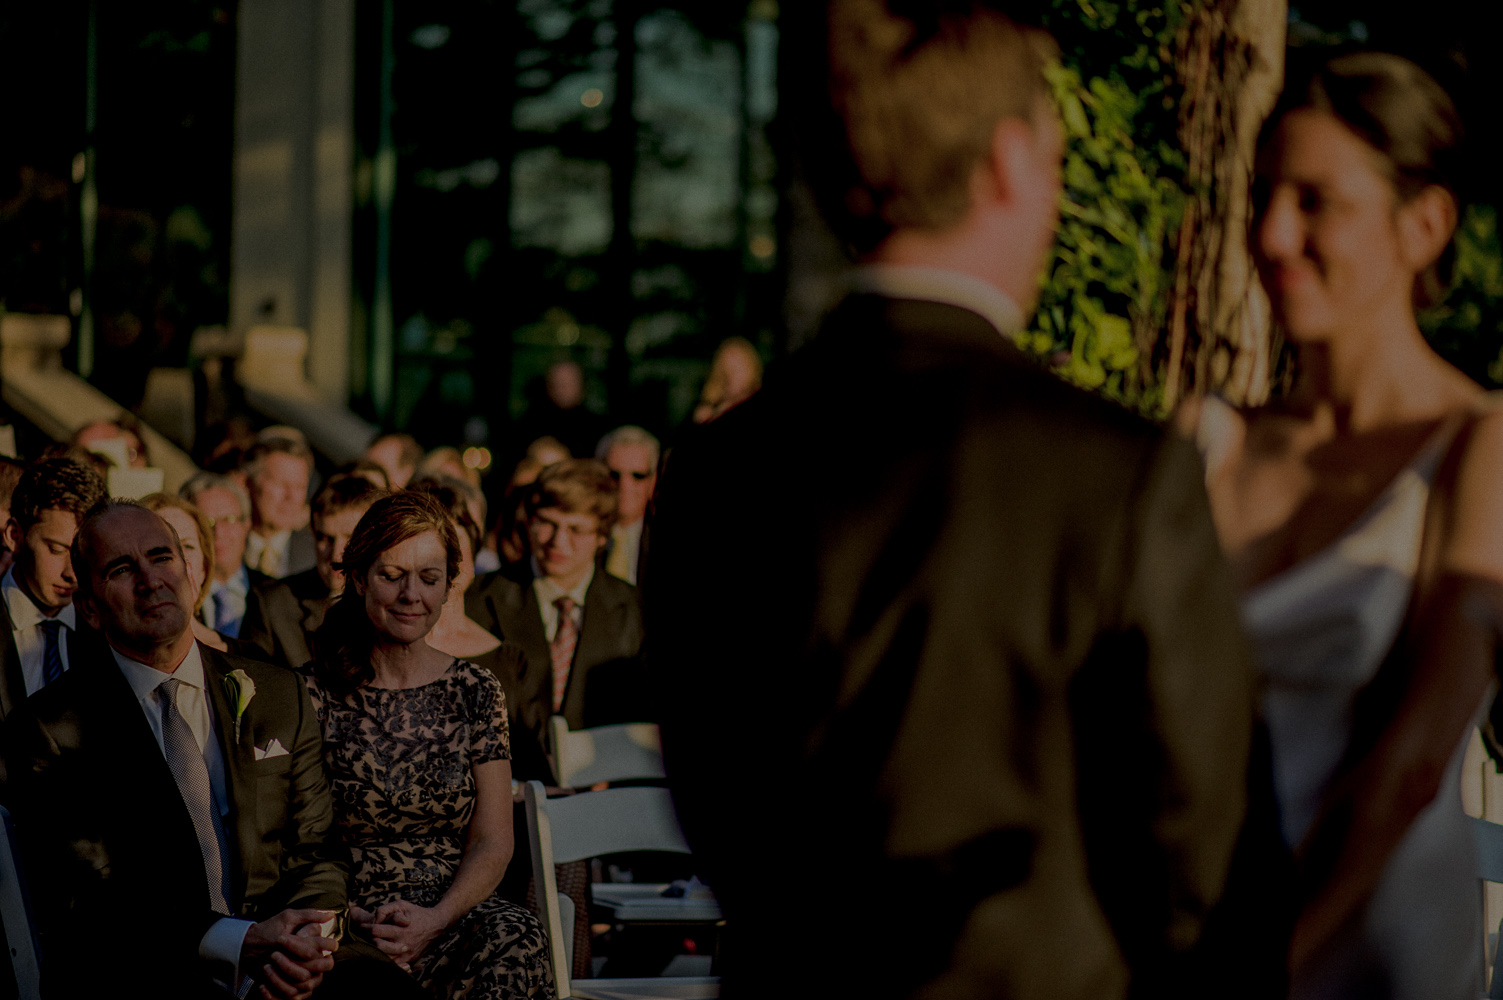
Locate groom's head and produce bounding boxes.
[72,501,194,651]
[804,1,1063,307]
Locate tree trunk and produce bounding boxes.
[1163,0,1287,412]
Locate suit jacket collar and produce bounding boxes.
[849,265,1025,337]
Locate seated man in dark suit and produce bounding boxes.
[0,457,106,721]
[467,459,646,746]
[241,475,386,671]
[9,499,422,999]
[645,4,1282,999]
[240,436,317,580]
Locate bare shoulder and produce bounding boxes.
[1442,401,1503,579]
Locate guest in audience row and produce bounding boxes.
[365,432,424,489]
[0,457,105,719]
[243,473,386,671]
[595,426,658,585]
[242,435,316,580]
[467,459,646,739]
[11,499,424,999]
[306,491,552,999]
[140,492,235,655]
[180,472,265,639]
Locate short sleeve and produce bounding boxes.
[461,661,511,764]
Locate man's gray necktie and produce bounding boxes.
[158,677,232,913]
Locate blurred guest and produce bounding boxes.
[11,499,421,1000]
[513,361,606,462]
[243,475,386,671]
[646,5,1272,999]
[306,492,551,998]
[0,457,27,577]
[467,459,645,731]
[595,426,659,584]
[411,478,550,782]
[691,337,763,424]
[341,460,392,489]
[525,437,570,469]
[180,472,263,639]
[0,457,106,718]
[1185,53,1503,999]
[365,433,423,489]
[71,415,150,469]
[241,436,316,579]
[415,447,481,490]
[139,493,233,655]
[415,473,495,574]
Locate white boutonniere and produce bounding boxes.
[224,668,256,742]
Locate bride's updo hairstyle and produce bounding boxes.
[1261,52,1466,309]
[312,490,461,696]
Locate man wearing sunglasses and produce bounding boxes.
[596,425,659,585]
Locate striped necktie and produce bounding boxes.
[550,597,579,713]
[158,677,232,913]
[38,619,65,687]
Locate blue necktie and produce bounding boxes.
[212,589,236,636]
[38,619,64,686]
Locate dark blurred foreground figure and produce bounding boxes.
[646,4,1285,998]
[1187,52,1503,999]
[10,500,423,1000]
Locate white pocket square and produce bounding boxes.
[254,738,289,761]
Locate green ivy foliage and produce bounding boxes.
[1420,204,1503,389]
[1025,0,1191,416]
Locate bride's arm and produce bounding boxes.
[1290,410,1503,970]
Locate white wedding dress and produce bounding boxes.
[1201,397,1480,1000]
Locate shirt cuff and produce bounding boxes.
[199,917,254,991]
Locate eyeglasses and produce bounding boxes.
[207,514,247,529]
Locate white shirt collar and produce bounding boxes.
[2,566,77,632]
[111,640,206,703]
[535,562,595,609]
[849,264,1026,337]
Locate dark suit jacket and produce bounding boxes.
[11,638,344,998]
[466,564,647,736]
[645,295,1272,1000]
[239,569,330,671]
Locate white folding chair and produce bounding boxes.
[523,781,720,1000]
[547,716,667,788]
[0,806,41,1000]
[1473,815,1503,998]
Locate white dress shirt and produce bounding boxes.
[243,529,291,579]
[2,567,76,696]
[111,643,252,987]
[850,264,1026,337]
[534,564,594,642]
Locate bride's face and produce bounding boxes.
[1252,109,1427,343]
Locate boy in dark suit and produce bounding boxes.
[467,459,645,774]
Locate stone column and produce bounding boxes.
[230,0,354,404]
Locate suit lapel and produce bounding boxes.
[0,597,24,720]
[498,578,552,723]
[563,576,622,723]
[201,646,252,907]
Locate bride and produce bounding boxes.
[1183,52,1503,998]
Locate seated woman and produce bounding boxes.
[409,476,552,784]
[308,491,553,999]
[139,492,235,654]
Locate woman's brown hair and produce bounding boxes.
[312,490,461,696]
[1263,51,1465,309]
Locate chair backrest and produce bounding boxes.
[0,806,41,1000]
[1472,816,1503,998]
[523,781,694,996]
[548,716,666,788]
